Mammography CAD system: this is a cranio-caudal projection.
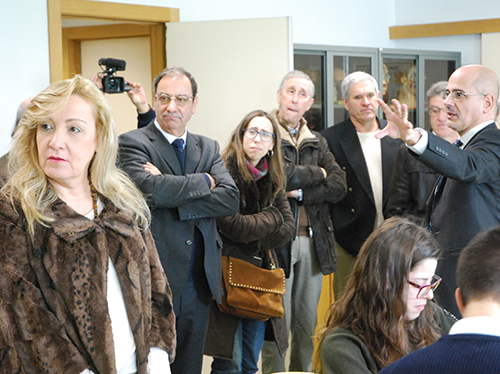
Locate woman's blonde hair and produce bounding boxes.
[5,75,150,235]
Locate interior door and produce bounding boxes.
[80,36,153,135]
[166,17,292,148]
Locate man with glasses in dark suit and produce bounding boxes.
[376,64,500,318]
[118,66,239,374]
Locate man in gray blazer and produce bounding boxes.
[118,67,239,374]
[377,64,500,318]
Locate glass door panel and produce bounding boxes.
[422,59,457,129]
[332,55,372,125]
[294,53,325,131]
[382,57,418,125]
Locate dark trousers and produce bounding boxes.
[171,278,212,374]
[171,227,212,374]
[211,318,266,374]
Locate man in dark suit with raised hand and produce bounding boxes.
[321,71,401,298]
[118,66,239,374]
[376,64,500,318]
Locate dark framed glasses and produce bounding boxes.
[243,127,275,142]
[408,274,442,299]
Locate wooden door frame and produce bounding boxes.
[47,0,179,82]
[390,18,500,39]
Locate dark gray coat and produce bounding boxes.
[118,122,240,306]
[420,123,500,317]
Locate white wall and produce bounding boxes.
[96,0,399,49]
[2,0,500,156]
[392,0,500,65]
[394,0,500,24]
[0,2,51,156]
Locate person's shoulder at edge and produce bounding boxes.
[431,301,458,334]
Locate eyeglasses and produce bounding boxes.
[442,89,486,101]
[428,106,448,116]
[408,274,442,299]
[243,127,275,142]
[155,93,194,106]
[283,88,310,100]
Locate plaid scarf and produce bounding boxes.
[246,158,268,181]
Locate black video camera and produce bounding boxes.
[98,57,131,94]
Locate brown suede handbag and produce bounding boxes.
[218,250,285,321]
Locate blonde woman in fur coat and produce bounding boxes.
[0,75,176,374]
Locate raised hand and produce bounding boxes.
[126,81,150,114]
[375,98,421,145]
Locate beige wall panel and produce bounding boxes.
[482,32,500,128]
[81,36,152,135]
[166,17,291,149]
[482,32,500,79]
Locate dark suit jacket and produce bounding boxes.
[415,123,500,316]
[386,143,440,225]
[321,118,402,257]
[118,122,239,306]
[421,123,500,251]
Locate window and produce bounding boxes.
[294,52,325,131]
[295,45,460,130]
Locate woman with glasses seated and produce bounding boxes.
[315,217,457,374]
[204,110,295,374]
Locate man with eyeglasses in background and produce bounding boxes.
[376,64,500,319]
[386,81,459,225]
[261,70,347,374]
[118,66,239,374]
[321,71,402,301]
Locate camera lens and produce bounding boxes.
[102,75,125,94]
[107,78,118,91]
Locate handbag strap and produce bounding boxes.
[268,249,277,270]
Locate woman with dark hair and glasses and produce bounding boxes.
[204,110,294,374]
[316,217,457,374]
